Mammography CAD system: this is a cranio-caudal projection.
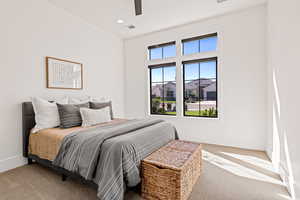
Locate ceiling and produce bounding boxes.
[47,0,266,39]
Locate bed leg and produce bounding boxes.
[28,158,33,165]
[62,174,68,182]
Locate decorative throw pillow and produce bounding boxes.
[80,107,112,127]
[89,101,113,119]
[31,97,68,133]
[57,102,90,128]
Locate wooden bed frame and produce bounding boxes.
[22,102,97,188]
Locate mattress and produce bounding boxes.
[28,119,127,161]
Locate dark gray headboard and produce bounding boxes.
[22,102,35,157]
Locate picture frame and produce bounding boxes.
[46,57,83,90]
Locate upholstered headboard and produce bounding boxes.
[22,102,35,157]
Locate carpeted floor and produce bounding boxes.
[0,144,291,200]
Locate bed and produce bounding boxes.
[22,102,178,200]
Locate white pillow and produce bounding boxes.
[68,96,90,104]
[69,96,109,104]
[89,96,108,103]
[31,97,68,133]
[80,107,111,127]
[46,96,69,104]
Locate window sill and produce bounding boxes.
[180,115,220,120]
[149,114,177,118]
[148,114,220,120]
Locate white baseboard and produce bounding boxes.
[0,155,27,173]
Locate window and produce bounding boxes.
[147,33,218,118]
[148,42,176,60]
[149,63,176,115]
[183,57,217,117]
[182,33,217,55]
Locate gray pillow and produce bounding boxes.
[57,102,90,128]
[89,101,113,119]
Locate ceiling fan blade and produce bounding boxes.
[134,0,142,15]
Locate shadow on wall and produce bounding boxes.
[270,69,295,199]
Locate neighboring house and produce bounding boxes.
[152,79,216,101]
[203,82,217,101]
[152,82,176,100]
[184,79,216,101]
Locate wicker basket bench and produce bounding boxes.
[141,140,202,200]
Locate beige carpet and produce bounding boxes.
[0,144,291,200]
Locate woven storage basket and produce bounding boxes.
[141,140,202,200]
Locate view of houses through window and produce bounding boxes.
[183,58,217,117]
[149,33,218,118]
[150,64,177,115]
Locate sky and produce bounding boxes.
[151,66,176,82]
[183,36,217,54]
[151,35,217,82]
[185,61,216,80]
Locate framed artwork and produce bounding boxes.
[46,57,83,90]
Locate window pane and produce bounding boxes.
[200,36,217,52]
[200,60,217,117]
[184,103,200,116]
[184,80,200,101]
[184,63,199,80]
[183,58,217,118]
[184,80,199,116]
[183,34,217,55]
[164,82,176,101]
[151,68,163,82]
[199,99,217,117]
[183,40,199,55]
[151,83,163,114]
[150,65,176,116]
[163,44,176,58]
[200,60,217,79]
[163,82,176,115]
[164,66,176,82]
[150,47,162,60]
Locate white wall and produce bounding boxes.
[124,6,267,150]
[0,0,125,172]
[267,0,300,198]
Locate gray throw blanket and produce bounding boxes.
[53,118,177,200]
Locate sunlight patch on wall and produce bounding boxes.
[282,132,296,199]
[270,69,295,199]
[273,70,281,117]
[272,103,281,171]
[271,69,281,171]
